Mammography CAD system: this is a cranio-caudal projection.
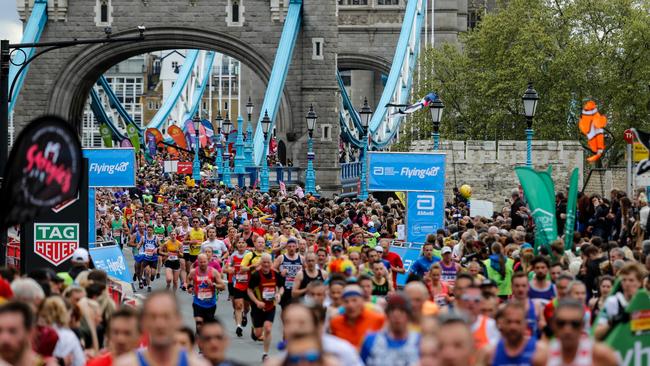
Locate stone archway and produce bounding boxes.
[337,53,391,75]
[45,27,293,134]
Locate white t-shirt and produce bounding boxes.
[598,292,629,326]
[53,326,85,366]
[201,239,228,257]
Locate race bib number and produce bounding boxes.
[182,244,190,253]
[145,248,155,256]
[235,274,248,283]
[262,288,276,301]
[198,287,213,300]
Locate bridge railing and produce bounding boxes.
[340,162,362,181]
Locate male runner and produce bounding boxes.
[141,225,160,292]
[273,237,303,309]
[511,272,545,337]
[188,254,226,327]
[247,253,284,362]
[490,301,538,366]
[224,238,250,337]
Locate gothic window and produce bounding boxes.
[100,1,108,22]
[95,0,112,26]
[232,1,240,23]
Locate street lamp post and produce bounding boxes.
[358,97,372,200]
[429,96,444,150]
[222,115,233,187]
[244,97,254,168]
[214,112,223,180]
[522,82,539,167]
[191,113,201,182]
[260,111,272,193]
[305,104,317,194]
[234,116,245,175]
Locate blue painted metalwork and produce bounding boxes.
[337,0,426,149]
[234,116,246,174]
[8,0,47,114]
[244,120,254,168]
[305,137,316,194]
[359,133,368,200]
[260,134,270,192]
[182,51,216,122]
[337,71,363,133]
[89,88,128,141]
[526,128,533,167]
[147,50,199,130]
[215,134,223,180]
[433,132,440,150]
[252,0,303,166]
[222,149,232,188]
[97,75,142,134]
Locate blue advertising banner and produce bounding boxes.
[390,245,422,288]
[89,244,132,283]
[407,191,445,243]
[367,152,446,192]
[83,148,136,187]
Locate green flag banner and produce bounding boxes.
[605,289,650,366]
[564,168,579,250]
[99,123,113,147]
[126,124,140,152]
[515,166,558,252]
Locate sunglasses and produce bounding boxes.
[287,351,320,364]
[555,318,582,330]
[460,295,482,303]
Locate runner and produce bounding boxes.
[292,252,328,299]
[510,272,545,337]
[159,229,183,292]
[247,253,284,362]
[129,222,146,289]
[201,227,228,262]
[187,217,206,275]
[273,237,303,309]
[528,255,556,307]
[153,215,167,279]
[531,299,618,366]
[489,301,538,366]
[141,225,160,292]
[188,253,226,327]
[224,238,250,337]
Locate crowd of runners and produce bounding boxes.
[1,157,649,366]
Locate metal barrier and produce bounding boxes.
[340,161,362,197]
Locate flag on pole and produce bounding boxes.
[515,166,558,253]
[387,92,439,116]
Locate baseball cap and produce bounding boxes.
[367,221,375,227]
[374,245,384,253]
[441,246,452,255]
[71,248,90,263]
[287,237,298,244]
[521,243,533,250]
[332,245,343,252]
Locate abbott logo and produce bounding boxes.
[373,167,384,176]
[416,194,435,210]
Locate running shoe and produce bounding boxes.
[156,273,161,279]
[180,285,186,292]
[262,354,268,362]
[236,326,243,338]
[147,286,152,292]
[132,273,137,282]
[242,314,248,327]
[251,328,258,341]
[139,281,144,290]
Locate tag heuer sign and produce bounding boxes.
[34,223,79,266]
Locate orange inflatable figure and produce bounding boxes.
[578,100,607,163]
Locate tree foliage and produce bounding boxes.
[401,0,650,161]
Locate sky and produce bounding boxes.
[0,0,22,43]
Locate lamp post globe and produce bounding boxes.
[191,113,201,182]
[260,111,272,193]
[305,104,317,195]
[358,97,372,200]
[522,82,539,166]
[429,97,444,151]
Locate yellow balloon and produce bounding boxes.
[459,184,472,199]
